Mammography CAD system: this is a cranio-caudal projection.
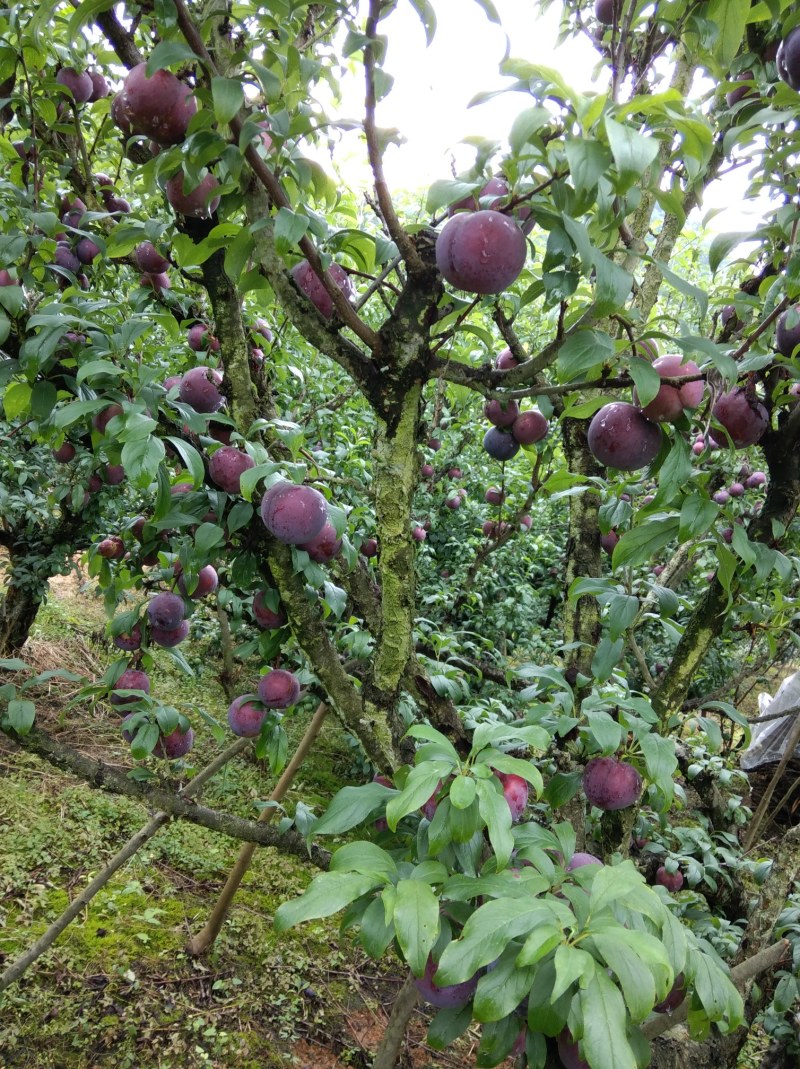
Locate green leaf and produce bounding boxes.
[604,593,639,641]
[406,723,461,763]
[426,1004,473,1050]
[226,500,254,535]
[654,260,708,320]
[509,106,552,154]
[331,841,397,880]
[211,76,244,125]
[691,952,743,1026]
[579,965,638,1069]
[708,231,754,275]
[473,946,537,1022]
[679,494,719,540]
[526,957,571,1036]
[121,436,166,489]
[392,879,441,977]
[358,896,395,957]
[564,139,612,196]
[223,227,255,283]
[476,1016,520,1068]
[612,518,679,570]
[479,753,543,796]
[311,782,394,836]
[450,774,477,809]
[590,636,624,682]
[386,760,454,831]
[146,40,198,74]
[274,207,310,254]
[194,522,225,557]
[552,944,595,1002]
[584,708,623,752]
[591,933,656,1022]
[322,582,347,619]
[604,116,660,192]
[165,437,205,487]
[516,925,563,968]
[590,861,646,914]
[592,252,633,316]
[7,698,35,734]
[556,330,615,383]
[638,733,677,807]
[408,0,437,45]
[274,872,384,931]
[628,357,661,408]
[436,898,554,985]
[707,0,750,66]
[3,381,31,421]
[475,778,513,869]
[426,179,478,214]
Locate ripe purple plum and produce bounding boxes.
[654,974,686,1013]
[150,619,190,647]
[728,481,745,497]
[712,387,769,447]
[640,355,705,422]
[361,537,378,558]
[496,772,529,822]
[726,70,756,107]
[92,403,123,434]
[512,409,548,445]
[587,402,661,471]
[188,322,220,352]
[166,171,220,218]
[56,67,93,103]
[414,955,478,1009]
[110,668,150,709]
[105,464,125,485]
[520,514,532,530]
[435,210,527,295]
[566,852,602,871]
[252,589,287,630]
[421,463,434,478]
[484,397,520,428]
[290,260,355,319]
[76,237,101,265]
[116,64,197,144]
[258,668,301,709]
[746,471,767,489]
[777,28,800,91]
[178,565,218,599]
[98,536,125,560]
[655,866,684,892]
[88,70,109,102]
[448,175,509,214]
[412,525,427,542]
[582,756,642,811]
[209,446,254,494]
[179,366,224,413]
[484,487,504,505]
[483,427,520,461]
[140,271,170,293]
[53,242,80,275]
[428,437,441,451]
[299,520,342,563]
[113,623,142,652]
[776,303,800,356]
[495,347,519,371]
[53,442,76,463]
[135,241,170,274]
[445,495,461,510]
[146,591,185,631]
[228,695,268,737]
[154,725,194,759]
[600,530,618,555]
[712,489,730,506]
[260,481,329,544]
[556,1029,590,1069]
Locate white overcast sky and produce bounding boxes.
[319,0,769,236]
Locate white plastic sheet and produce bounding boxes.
[741,671,800,771]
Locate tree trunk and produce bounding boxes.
[0,571,43,654]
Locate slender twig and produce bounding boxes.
[372,971,420,1069]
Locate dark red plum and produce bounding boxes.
[178,565,219,599]
[600,530,618,555]
[258,669,301,709]
[147,591,185,631]
[484,397,519,428]
[654,974,686,1013]
[495,347,519,371]
[291,260,355,319]
[228,695,268,737]
[566,852,602,871]
[116,64,197,144]
[655,866,684,892]
[105,464,125,485]
[52,442,76,463]
[166,172,220,218]
[150,619,190,648]
[110,668,150,708]
[154,725,194,759]
[104,195,131,215]
[92,403,123,434]
[414,956,478,1009]
[140,271,170,293]
[412,525,427,542]
[483,427,520,461]
[484,487,504,505]
[88,70,109,102]
[726,70,756,107]
[180,366,224,413]
[435,210,527,295]
[775,303,800,356]
[135,241,170,274]
[188,322,220,352]
[583,756,642,810]
[496,772,528,822]
[556,1029,589,1069]
[712,388,768,447]
[53,242,80,275]
[75,237,101,265]
[56,67,93,103]
[448,175,508,214]
[778,28,800,91]
[260,481,329,544]
[209,446,254,494]
[746,471,766,489]
[587,402,661,471]
[445,495,461,510]
[98,536,125,559]
[640,355,705,422]
[361,537,378,558]
[299,520,342,563]
[512,409,548,445]
[113,624,142,652]
[421,463,434,478]
[252,589,287,630]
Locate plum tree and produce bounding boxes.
[587,402,662,470]
[260,481,329,544]
[435,210,527,294]
[582,757,642,810]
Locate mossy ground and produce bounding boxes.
[0,578,465,1069]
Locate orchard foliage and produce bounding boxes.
[2,1,800,1067]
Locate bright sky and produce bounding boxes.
[322,0,768,237]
